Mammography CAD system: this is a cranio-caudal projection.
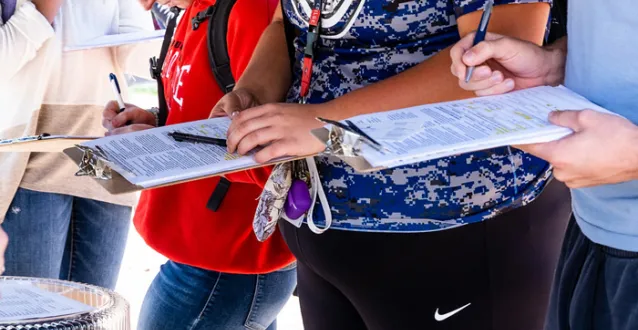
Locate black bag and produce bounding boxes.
[149,0,239,212]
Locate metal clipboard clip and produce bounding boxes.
[74,145,113,181]
[316,117,390,157]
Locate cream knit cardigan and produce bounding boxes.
[0,0,158,221]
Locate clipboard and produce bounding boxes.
[56,113,385,195]
[61,86,608,195]
[0,134,98,152]
[63,30,166,52]
[62,144,309,195]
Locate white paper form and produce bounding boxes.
[0,284,94,322]
[351,86,612,168]
[63,30,166,52]
[81,118,262,188]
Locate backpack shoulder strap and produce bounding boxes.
[150,7,182,127]
[207,0,238,94]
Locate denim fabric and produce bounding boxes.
[2,188,131,289]
[138,260,297,330]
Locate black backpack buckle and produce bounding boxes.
[192,6,216,30]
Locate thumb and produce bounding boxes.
[548,110,586,132]
[462,36,519,67]
[211,89,258,118]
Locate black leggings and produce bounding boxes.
[280,180,571,330]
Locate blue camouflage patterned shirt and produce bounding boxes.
[284,0,553,232]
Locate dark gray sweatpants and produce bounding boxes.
[545,217,638,330]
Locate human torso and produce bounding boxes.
[134,0,295,274]
[284,0,552,232]
[566,0,638,251]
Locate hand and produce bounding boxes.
[450,32,565,96]
[0,228,7,275]
[226,103,327,163]
[210,88,262,118]
[32,0,63,24]
[102,101,156,136]
[515,110,638,188]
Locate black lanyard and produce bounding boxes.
[299,0,323,104]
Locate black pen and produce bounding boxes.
[465,0,494,83]
[168,131,227,147]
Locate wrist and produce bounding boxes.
[147,107,160,127]
[542,39,567,86]
[311,101,342,124]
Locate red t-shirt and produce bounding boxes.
[133,0,294,274]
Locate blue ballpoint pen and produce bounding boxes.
[109,73,133,125]
[465,0,494,83]
[109,73,126,113]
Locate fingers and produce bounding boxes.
[227,109,278,153]
[211,89,259,118]
[254,140,292,163]
[474,78,515,96]
[548,109,596,133]
[111,109,145,127]
[106,124,155,136]
[451,32,506,78]
[461,36,517,68]
[456,66,498,90]
[450,32,477,80]
[235,128,283,156]
[513,140,559,162]
[102,100,121,129]
[138,0,156,10]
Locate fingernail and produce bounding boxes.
[505,79,515,89]
[491,72,502,82]
[230,111,238,119]
[463,50,474,62]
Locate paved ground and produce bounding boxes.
[116,84,304,329]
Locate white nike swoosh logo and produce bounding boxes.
[434,303,472,321]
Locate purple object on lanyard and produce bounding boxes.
[284,179,312,220]
[1,0,17,24]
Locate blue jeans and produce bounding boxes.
[2,188,131,290]
[138,260,297,330]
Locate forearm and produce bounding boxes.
[543,36,568,86]
[318,2,553,120]
[0,2,55,80]
[320,48,473,120]
[234,20,292,105]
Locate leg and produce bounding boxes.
[60,197,131,289]
[295,261,367,330]
[279,180,571,330]
[243,263,297,330]
[2,188,71,278]
[487,179,572,330]
[139,260,296,330]
[545,219,638,330]
[281,220,493,330]
[138,261,225,330]
[279,221,393,330]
